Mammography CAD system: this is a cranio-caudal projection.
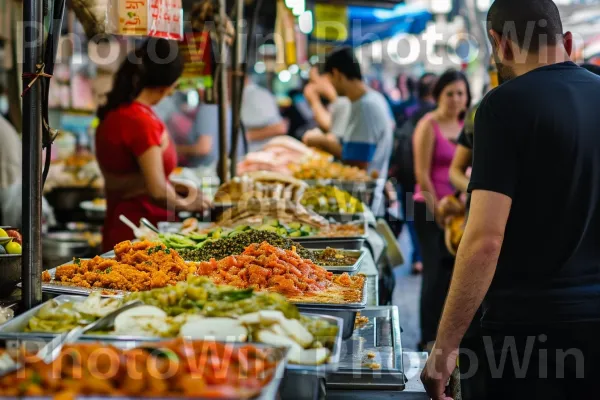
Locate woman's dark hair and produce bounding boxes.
[432,69,472,117]
[97,38,184,120]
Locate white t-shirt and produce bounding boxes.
[329,96,351,138]
[241,83,283,152]
[342,90,394,215]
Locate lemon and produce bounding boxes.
[5,242,21,255]
[0,228,7,238]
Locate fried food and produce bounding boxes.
[0,339,280,398]
[195,242,365,304]
[44,241,197,292]
[290,159,373,182]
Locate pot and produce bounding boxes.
[0,254,21,294]
[42,231,102,269]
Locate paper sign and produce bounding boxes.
[109,0,183,40]
[313,4,348,42]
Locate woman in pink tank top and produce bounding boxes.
[410,69,471,350]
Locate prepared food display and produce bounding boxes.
[25,278,339,365]
[313,248,360,267]
[301,185,364,214]
[215,200,329,229]
[41,241,197,292]
[0,339,282,398]
[171,230,317,262]
[195,242,365,304]
[178,215,365,242]
[289,158,376,182]
[214,172,308,204]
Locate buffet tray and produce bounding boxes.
[309,249,366,274]
[326,306,405,391]
[156,221,369,250]
[0,339,287,400]
[0,295,343,374]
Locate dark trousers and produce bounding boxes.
[460,323,600,399]
[413,201,454,345]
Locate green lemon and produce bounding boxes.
[0,228,7,238]
[5,242,21,255]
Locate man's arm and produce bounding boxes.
[435,189,511,350]
[449,145,472,193]
[246,121,288,142]
[176,135,212,156]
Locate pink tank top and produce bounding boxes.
[414,119,461,202]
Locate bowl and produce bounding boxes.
[0,254,21,294]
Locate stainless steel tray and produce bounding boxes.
[37,262,126,297]
[0,295,343,374]
[326,306,405,391]
[289,276,368,310]
[297,308,357,341]
[0,338,287,400]
[309,249,366,274]
[157,220,368,250]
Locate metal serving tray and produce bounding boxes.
[0,295,344,374]
[309,249,367,274]
[157,220,369,251]
[326,306,405,391]
[0,339,287,400]
[37,263,126,297]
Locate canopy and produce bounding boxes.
[310,3,432,47]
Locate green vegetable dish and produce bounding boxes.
[159,219,319,252]
[25,277,339,365]
[174,230,316,262]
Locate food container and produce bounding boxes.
[309,249,366,274]
[0,338,287,400]
[292,278,368,341]
[42,231,102,269]
[326,306,405,392]
[303,179,376,206]
[0,254,21,294]
[0,295,343,374]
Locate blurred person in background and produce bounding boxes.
[176,88,245,171]
[302,65,352,155]
[96,38,210,252]
[412,69,471,350]
[389,72,438,273]
[322,47,395,216]
[241,74,287,152]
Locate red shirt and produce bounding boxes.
[96,102,177,251]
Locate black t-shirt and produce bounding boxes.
[468,62,600,328]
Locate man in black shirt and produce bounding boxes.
[422,1,600,399]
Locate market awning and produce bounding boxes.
[310,3,432,47]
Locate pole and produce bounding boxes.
[229,0,245,178]
[217,0,229,184]
[22,0,44,310]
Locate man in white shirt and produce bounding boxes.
[321,47,395,215]
[240,77,287,152]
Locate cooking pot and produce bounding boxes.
[42,231,102,269]
[0,254,21,294]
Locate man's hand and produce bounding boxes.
[302,128,325,147]
[421,345,458,400]
[303,83,320,106]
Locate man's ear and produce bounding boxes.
[488,29,513,63]
[563,31,574,58]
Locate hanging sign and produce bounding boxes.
[107,0,183,40]
[313,4,348,42]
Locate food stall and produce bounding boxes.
[2,0,446,397]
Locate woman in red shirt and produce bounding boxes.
[96,38,210,251]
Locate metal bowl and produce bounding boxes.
[42,231,102,269]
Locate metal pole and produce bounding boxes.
[229,0,245,178]
[217,0,229,184]
[22,0,44,310]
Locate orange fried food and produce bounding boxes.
[0,339,279,399]
[195,242,365,303]
[50,241,197,292]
